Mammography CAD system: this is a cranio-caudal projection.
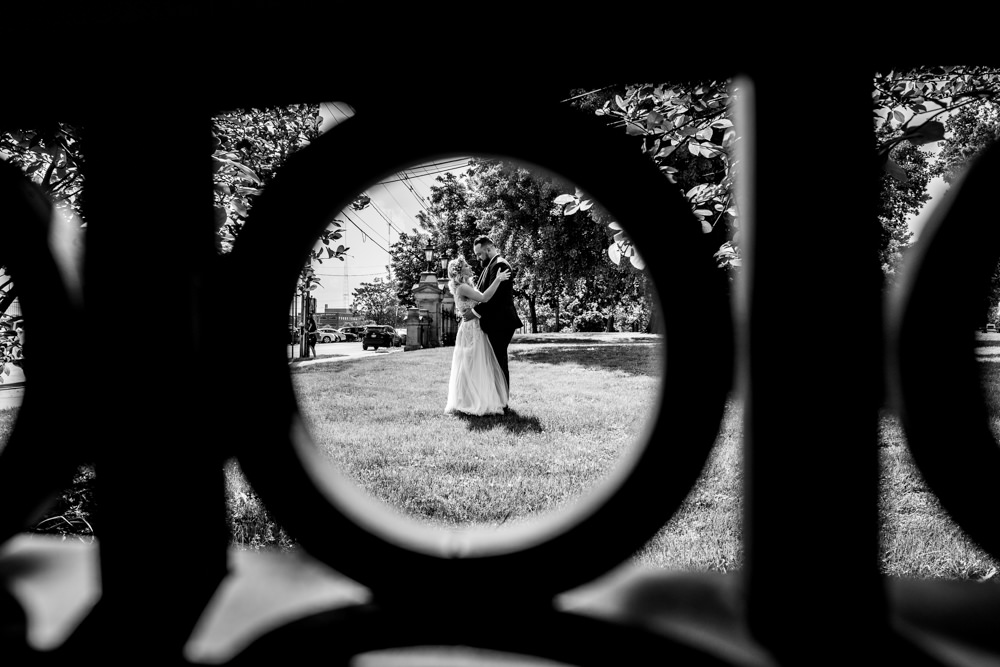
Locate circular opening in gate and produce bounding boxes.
[227,102,732,596]
[289,156,666,536]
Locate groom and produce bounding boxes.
[463,235,523,405]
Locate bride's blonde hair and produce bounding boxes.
[447,256,471,295]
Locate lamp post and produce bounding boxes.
[424,239,434,273]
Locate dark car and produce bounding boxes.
[338,326,366,341]
[361,325,402,350]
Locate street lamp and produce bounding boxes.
[439,255,448,277]
[424,239,434,272]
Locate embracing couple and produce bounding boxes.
[444,236,523,416]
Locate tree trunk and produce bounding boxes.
[528,295,537,334]
[554,298,560,333]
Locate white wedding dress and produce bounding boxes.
[444,288,509,416]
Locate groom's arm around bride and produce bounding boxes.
[465,236,523,396]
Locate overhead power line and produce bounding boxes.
[315,271,388,278]
[376,164,469,185]
[339,206,389,245]
[341,210,390,255]
[379,183,421,228]
[368,199,404,237]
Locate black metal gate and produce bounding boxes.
[0,13,995,666]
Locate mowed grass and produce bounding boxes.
[290,335,742,571]
[2,333,999,580]
[290,337,663,529]
[879,413,1000,580]
[290,335,1000,578]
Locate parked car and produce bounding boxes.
[339,327,361,341]
[362,325,402,350]
[316,327,343,343]
[982,323,998,334]
[339,326,367,341]
[395,327,407,345]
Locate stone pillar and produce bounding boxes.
[403,306,421,351]
[418,309,429,348]
[437,277,450,346]
[411,272,443,348]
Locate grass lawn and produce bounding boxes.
[3,333,999,581]
[290,335,664,529]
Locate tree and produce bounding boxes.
[467,159,648,332]
[932,100,1000,185]
[874,124,933,283]
[873,68,1000,315]
[0,122,87,318]
[0,123,85,221]
[211,104,367,264]
[926,99,1000,319]
[558,70,1000,288]
[561,80,740,275]
[414,171,482,264]
[389,231,432,307]
[351,277,399,326]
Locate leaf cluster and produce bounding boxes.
[0,122,85,220]
[563,80,740,271]
[211,104,365,264]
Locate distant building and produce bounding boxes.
[315,306,365,329]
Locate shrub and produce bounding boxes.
[573,310,607,332]
[30,465,96,539]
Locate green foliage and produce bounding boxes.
[389,231,432,306]
[224,460,295,551]
[350,276,400,325]
[873,67,1000,286]
[29,465,96,540]
[387,158,653,333]
[874,124,931,282]
[933,100,1000,184]
[571,308,608,332]
[467,159,649,332]
[211,103,366,271]
[0,122,85,222]
[563,80,740,272]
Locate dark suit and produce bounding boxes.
[474,255,523,394]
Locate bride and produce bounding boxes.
[444,255,511,416]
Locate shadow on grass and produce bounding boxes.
[454,409,543,433]
[509,344,662,378]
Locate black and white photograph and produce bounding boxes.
[0,8,998,666]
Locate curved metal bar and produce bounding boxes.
[891,138,1000,561]
[0,160,86,544]
[225,601,737,667]
[224,102,733,601]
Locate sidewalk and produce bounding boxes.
[288,346,402,368]
[0,384,24,410]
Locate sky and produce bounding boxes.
[308,102,471,312]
